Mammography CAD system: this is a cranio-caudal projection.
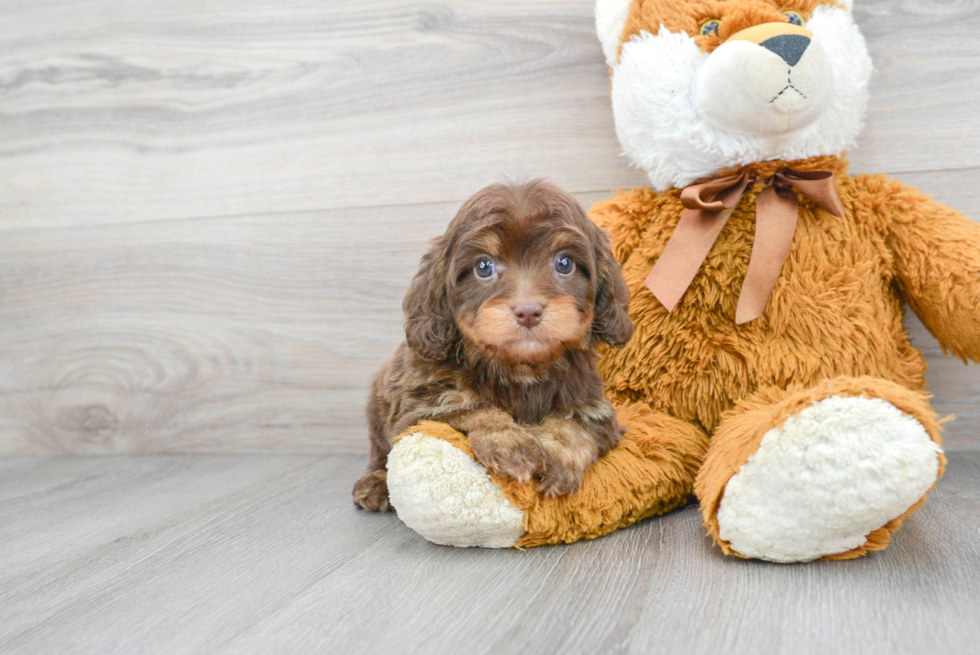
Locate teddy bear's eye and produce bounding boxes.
[700,19,721,37]
[782,10,804,25]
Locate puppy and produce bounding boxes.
[353,180,633,511]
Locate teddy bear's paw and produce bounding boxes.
[716,395,943,562]
[386,432,526,548]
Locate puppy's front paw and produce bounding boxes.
[353,469,391,511]
[535,461,584,497]
[470,428,544,484]
[529,417,599,497]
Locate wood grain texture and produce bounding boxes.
[1,0,979,454]
[2,190,977,454]
[1,0,979,228]
[0,0,641,229]
[1,452,978,655]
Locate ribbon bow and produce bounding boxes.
[644,168,845,324]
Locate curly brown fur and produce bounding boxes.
[353,180,633,510]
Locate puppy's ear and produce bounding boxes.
[403,236,459,361]
[591,230,633,347]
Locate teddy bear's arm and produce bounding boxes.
[865,174,980,362]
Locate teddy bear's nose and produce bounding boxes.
[759,34,811,67]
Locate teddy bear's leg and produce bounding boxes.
[695,376,947,563]
[386,404,708,548]
[384,421,526,548]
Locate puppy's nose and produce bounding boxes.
[513,302,544,329]
[759,34,810,67]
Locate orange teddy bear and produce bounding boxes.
[380,0,980,562]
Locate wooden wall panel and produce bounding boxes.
[1,0,978,453]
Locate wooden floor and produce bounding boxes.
[0,452,978,655]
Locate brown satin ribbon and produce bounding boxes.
[645,168,845,324]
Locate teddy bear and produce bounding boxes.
[378,0,980,561]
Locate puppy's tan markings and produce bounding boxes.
[535,296,592,346]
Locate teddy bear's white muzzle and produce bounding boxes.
[695,30,832,136]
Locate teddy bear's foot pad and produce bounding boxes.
[716,395,942,562]
[386,432,525,548]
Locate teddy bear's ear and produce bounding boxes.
[595,0,633,68]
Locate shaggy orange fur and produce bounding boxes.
[586,154,977,555]
[593,155,946,434]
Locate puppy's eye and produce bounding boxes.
[474,258,497,279]
[700,19,721,37]
[782,10,804,25]
[554,255,575,276]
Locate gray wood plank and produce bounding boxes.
[1,0,979,455]
[0,455,316,584]
[855,0,980,174]
[0,193,611,455]
[0,200,476,454]
[0,453,977,655]
[219,456,980,655]
[0,0,640,229]
[2,185,977,454]
[1,0,978,229]
[0,454,402,654]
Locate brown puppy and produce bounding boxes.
[353,180,633,511]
